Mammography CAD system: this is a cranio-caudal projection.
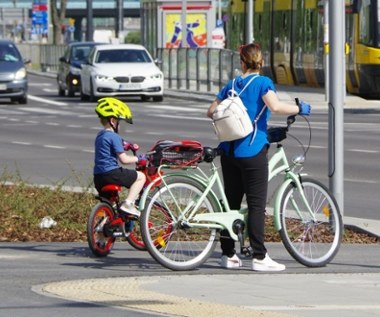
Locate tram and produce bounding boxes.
[225,0,380,98]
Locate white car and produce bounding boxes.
[80,44,164,102]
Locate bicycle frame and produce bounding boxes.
[139,143,315,242]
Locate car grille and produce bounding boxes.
[114,77,129,83]
[131,76,145,83]
[113,76,146,83]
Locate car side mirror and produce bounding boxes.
[59,56,67,63]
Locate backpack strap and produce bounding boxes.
[249,105,267,145]
[236,75,260,96]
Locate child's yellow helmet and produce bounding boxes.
[95,97,133,124]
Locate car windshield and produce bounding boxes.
[72,46,93,61]
[0,44,20,62]
[95,49,152,63]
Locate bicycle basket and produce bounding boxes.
[149,140,203,168]
[267,127,287,143]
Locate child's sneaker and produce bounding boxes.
[120,202,141,218]
[252,254,285,272]
[220,254,242,269]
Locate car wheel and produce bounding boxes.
[12,95,27,104]
[67,85,75,97]
[89,80,96,102]
[58,86,65,97]
[18,96,28,104]
[153,96,164,102]
[80,89,89,101]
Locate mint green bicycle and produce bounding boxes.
[139,115,343,271]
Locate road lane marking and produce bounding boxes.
[28,95,68,106]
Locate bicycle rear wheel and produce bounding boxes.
[141,177,219,271]
[279,178,343,267]
[87,202,116,257]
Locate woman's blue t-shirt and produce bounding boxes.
[216,74,275,158]
[93,130,124,174]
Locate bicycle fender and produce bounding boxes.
[273,178,294,231]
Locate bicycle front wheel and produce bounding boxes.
[87,202,116,257]
[141,177,219,271]
[125,220,146,251]
[279,178,343,267]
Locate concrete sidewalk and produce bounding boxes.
[38,243,380,317]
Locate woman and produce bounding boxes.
[207,43,311,271]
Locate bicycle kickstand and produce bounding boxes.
[232,220,253,258]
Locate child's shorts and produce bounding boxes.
[94,167,138,193]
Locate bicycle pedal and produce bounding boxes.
[112,232,124,238]
[241,246,253,258]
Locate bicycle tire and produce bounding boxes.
[87,202,116,257]
[279,178,343,267]
[126,192,162,251]
[125,220,146,251]
[141,177,219,271]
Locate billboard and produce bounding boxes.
[164,12,207,48]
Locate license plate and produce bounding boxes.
[0,84,6,91]
[119,83,141,90]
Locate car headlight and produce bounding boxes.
[69,66,81,76]
[15,67,27,80]
[95,74,114,82]
[150,73,163,80]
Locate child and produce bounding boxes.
[93,97,146,218]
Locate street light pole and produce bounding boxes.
[86,0,93,41]
[246,0,254,43]
[116,0,124,41]
[328,0,345,214]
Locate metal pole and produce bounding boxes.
[218,0,221,21]
[86,0,93,41]
[328,0,345,214]
[324,0,329,101]
[246,0,253,43]
[181,0,187,47]
[116,0,124,40]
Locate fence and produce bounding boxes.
[17,43,240,93]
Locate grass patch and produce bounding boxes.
[0,172,379,244]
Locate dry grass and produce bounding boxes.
[0,177,379,244]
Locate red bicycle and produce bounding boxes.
[86,141,169,257]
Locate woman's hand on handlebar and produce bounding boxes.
[296,99,311,116]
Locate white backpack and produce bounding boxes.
[212,75,266,143]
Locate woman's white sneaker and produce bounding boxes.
[220,254,242,269]
[252,254,285,272]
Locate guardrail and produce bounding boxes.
[18,43,240,93]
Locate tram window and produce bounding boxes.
[359,0,374,45]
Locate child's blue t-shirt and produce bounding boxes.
[216,74,275,158]
[93,130,124,174]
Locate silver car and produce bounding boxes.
[80,44,164,102]
[0,40,29,104]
